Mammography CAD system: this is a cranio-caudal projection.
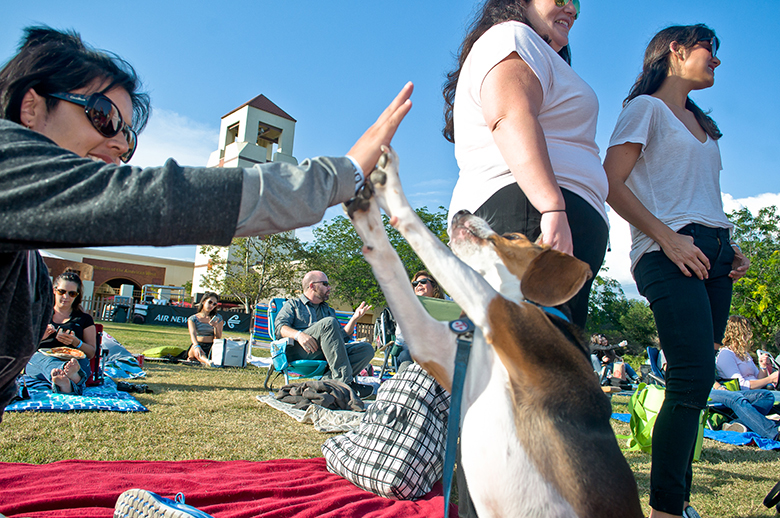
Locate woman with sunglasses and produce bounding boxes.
[186,292,224,367]
[443,0,608,332]
[604,24,750,518]
[0,27,412,419]
[393,271,445,369]
[24,272,96,394]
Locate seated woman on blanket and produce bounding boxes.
[187,292,223,367]
[710,315,779,439]
[394,271,444,369]
[24,272,97,394]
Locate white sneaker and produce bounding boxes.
[114,489,213,518]
[722,422,748,433]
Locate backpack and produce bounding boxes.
[622,382,705,461]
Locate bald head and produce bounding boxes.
[303,270,331,304]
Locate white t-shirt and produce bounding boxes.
[448,21,608,226]
[608,95,733,272]
[716,348,760,391]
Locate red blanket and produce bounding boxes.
[0,458,454,517]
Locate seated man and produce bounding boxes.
[275,270,374,398]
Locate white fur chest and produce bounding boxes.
[459,336,577,518]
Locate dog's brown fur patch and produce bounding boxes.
[489,234,592,307]
[485,296,644,518]
[417,359,453,394]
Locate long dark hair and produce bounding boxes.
[442,0,571,143]
[625,24,721,140]
[197,292,220,317]
[0,26,150,132]
[54,271,84,314]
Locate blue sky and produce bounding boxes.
[3,1,778,297]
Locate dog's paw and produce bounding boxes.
[370,145,410,218]
[343,182,374,219]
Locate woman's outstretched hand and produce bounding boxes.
[348,82,413,176]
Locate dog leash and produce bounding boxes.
[443,317,474,518]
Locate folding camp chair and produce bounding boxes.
[375,308,402,380]
[263,298,329,390]
[85,323,105,387]
[645,347,666,386]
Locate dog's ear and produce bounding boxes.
[521,249,592,307]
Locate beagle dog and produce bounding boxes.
[345,147,642,518]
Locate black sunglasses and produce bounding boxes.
[412,278,432,287]
[46,92,137,163]
[312,281,330,287]
[55,288,79,297]
[697,37,718,58]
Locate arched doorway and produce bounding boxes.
[95,278,141,301]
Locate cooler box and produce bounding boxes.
[211,339,249,368]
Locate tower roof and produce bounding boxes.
[223,94,296,122]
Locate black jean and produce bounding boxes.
[634,223,734,514]
[473,185,608,329]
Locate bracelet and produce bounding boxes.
[730,241,742,252]
[540,209,566,215]
[294,331,302,342]
[76,339,82,349]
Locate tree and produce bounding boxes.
[619,299,657,349]
[200,233,305,313]
[586,274,630,338]
[729,205,780,350]
[586,272,657,354]
[306,206,449,307]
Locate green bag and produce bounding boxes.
[621,382,705,461]
[142,345,187,358]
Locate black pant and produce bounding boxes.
[473,185,608,328]
[634,224,734,514]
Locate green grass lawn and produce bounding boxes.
[1,322,778,517]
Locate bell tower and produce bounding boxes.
[207,94,297,167]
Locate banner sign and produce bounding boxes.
[138,305,251,333]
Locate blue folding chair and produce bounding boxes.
[646,347,666,386]
[263,298,329,390]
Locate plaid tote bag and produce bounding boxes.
[322,363,450,500]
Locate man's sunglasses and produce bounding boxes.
[55,288,79,297]
[46,92,137,163]
[312,281,330,287]
[412,278,433,287]
[554,0,580,19]
[697,37,719,58]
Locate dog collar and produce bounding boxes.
[527,301,570,323]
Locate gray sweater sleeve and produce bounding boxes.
[235,156,356,237]
[0,120,355,251]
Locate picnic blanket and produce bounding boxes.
[611,412,780,450]
[6,377,147,413]
[256,395,364,433]
[0,458,453,517]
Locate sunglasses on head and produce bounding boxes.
[312,281,330,287]
[697,37,718,58]
[553,0,580,19]
[412,278,432,287]
[55,288,79,297]
[46,92,137,163]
